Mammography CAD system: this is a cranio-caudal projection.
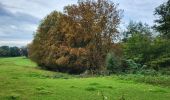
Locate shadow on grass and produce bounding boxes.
[85,87,97,91]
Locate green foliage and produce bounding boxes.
[122,21,170,73]
[0,46,22,57]
[137,69,158,76]
[9,47,20,57]
[122,22,153,65]
[0,46,10,57]
[147,38,170,70]
[124,59,139,69]
[123,33,152,64]
[159,68,170,75]
[150,57,170,70]
[154,0,170,39]
[150,38,170,59]
[105,52,120,72]
[123,21,152,42]
[121,59,140,73]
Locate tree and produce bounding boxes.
[63,0,121,71]
[123,21,170,71]
[122,21,152,42]
[28,11,64,67]
[148,37,170,70]
[20,46,28,57]
[29,0,121,74]
[0,46,21,57]
[0,46,10,57]
[154,0,170,39]
[9,47,20,57]
[123,22,152,64]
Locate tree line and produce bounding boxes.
[0,46,28,57]
[119,0,170,74]
[28,0,170,75]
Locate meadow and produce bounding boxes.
[0,57,170,100]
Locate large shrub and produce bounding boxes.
[29,0,121,74]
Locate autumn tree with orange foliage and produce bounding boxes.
[29,0,121,74]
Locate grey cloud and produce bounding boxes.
[0,3,40,24]
[0,2,40,45]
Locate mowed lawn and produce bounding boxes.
[0,57,170,100]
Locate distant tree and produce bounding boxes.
[122,21,152,42]
[0,46,10,57]
[0,46,21,57]
[9,47,20,57]
[29,0,121,74]
[20,46,28,57]
[154,0,170,39]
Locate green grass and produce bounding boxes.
[0,57,170,100]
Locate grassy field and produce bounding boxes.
[0,57,170,100]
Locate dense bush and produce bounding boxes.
[29,0,121,74]
[122,36,170,74]
[150,57,170,70]
[121,59,140,73]
[123,31,152,64]
[105,52,121,73]
[122,20,170,74]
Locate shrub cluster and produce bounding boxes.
[29,0,121,74]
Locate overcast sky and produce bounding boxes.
[0,0,166,46]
